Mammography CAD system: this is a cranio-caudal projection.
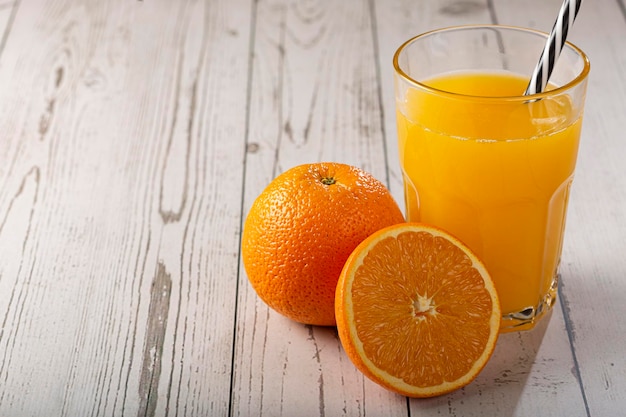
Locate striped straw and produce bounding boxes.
[524,0,584,96]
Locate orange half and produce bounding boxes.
[335,223,501,397]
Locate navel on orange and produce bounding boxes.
[335,223,501,397]
[242,162,405,326]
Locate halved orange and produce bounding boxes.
[335,223,501,397]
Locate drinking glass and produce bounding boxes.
[394,25,590,332]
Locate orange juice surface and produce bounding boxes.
[396,72,582,326]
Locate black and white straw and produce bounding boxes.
[524,0,584,96]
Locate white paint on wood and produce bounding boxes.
[0,0,252,415]
[232,0,408,415]
[489,0,626,414]
[375,0,594,415]
[0,0,624,415]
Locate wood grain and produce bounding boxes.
[376,0,589,415]
[232,0,406,415]
[488,0,626,414]
[0,0,624,416]
[0,0,17,56]
[0,0,252,415]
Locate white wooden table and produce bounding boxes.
[0,0,624,416]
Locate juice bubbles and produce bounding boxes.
[396,71,584,331]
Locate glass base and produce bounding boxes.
[499,273,559,333]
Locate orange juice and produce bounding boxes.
[396,72,582,330]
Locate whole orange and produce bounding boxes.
[241,162,405,326]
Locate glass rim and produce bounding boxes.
[393,24,590,102]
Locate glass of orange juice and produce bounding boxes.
[393,25,589,332]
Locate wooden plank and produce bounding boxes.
[0,0,17,55]
[0,0,622,415]
[491,0,626,414]
[0,0,252,415]
[374,0,590,415]
[231,0,408,415]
